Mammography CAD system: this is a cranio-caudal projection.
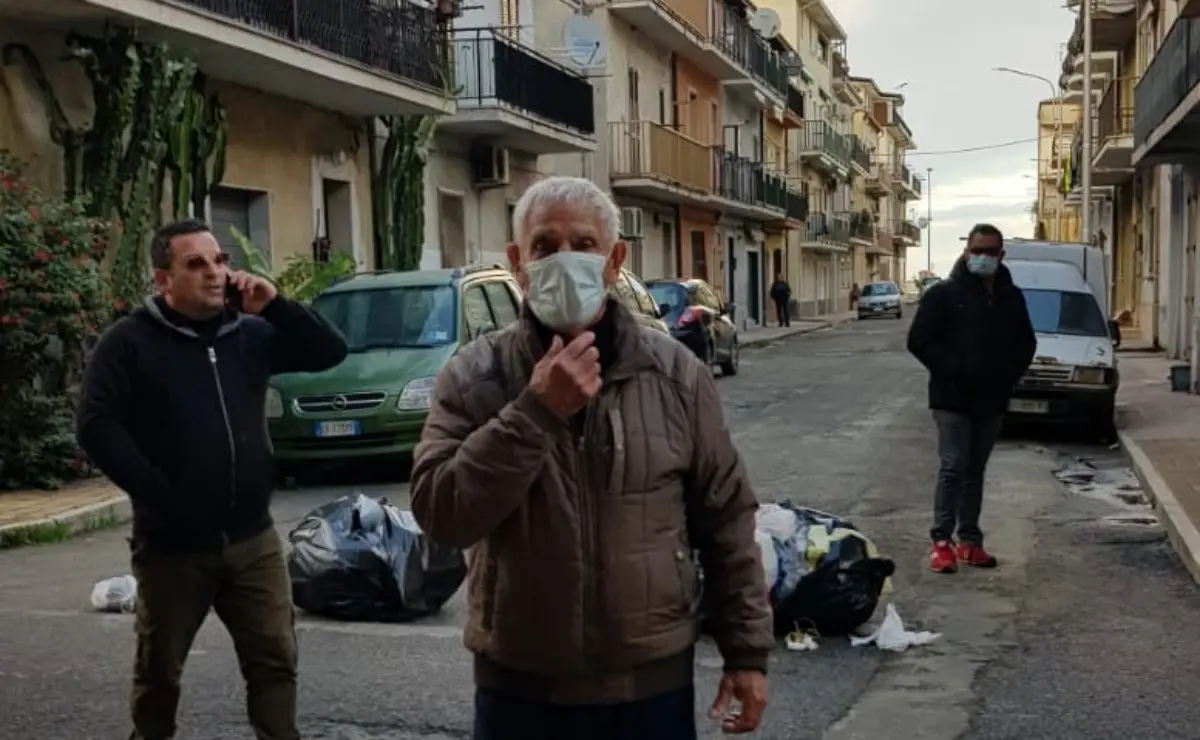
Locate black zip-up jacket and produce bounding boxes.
[907,258,1037,416]
[76,296,348,551]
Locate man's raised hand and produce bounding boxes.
[529,332,602,418]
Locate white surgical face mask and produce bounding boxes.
[524,251,608,332]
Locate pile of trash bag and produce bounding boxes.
[287,493,466,623]
[755,502,894,636]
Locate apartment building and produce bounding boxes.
[428,2,597,268]
[1035,99,1082,242]
[1057,0,1141,337]
[1125,0,1200,368]
[596,0,792,328]
[849,79,896,284]
[0,0,455,272]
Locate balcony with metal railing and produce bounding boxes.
[711,148,786,217]
[848,210,875,244]
[888,110,914,146]
[444,29,595,153]
[103,0,454,116]
[606,0,781,97]
[892,218,921,244]
[1093,79,1134,177]
[786,182,809,222]
[1132,16,1200,163]
[801,212,850,251]
[796,121,849,175]
[849,136,872,173]
[865,155,892,196]
[786,86,806,122]
[894,163,919,200]
[608,121,712,205]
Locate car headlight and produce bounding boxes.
[397,377,436,411]
[265,387,284,419]
[1073,367,1107,384]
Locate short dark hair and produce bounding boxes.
[967,223,1004,244]
[150,219,211,269]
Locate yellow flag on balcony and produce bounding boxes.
[1060,150,1071,195]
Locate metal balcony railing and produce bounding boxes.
[713,148,769,206]
[848,210,874,239]
[892,110,912,139]
[912,176,922,197]
[786,183,809,221]
[746,41,788,98]
[1133,16,1197,147]
[787,86,805,119]
[608,121,712,193]
[452,29,594,133]
[831,213,850,243]
[1096,80,1134,141]
[893,219,921,242]
[805,212,850,243]
[762,170,787,210]
[799,121,849,162]
[710,2,756,73]
[900,164,913,189]
[850,136,872,170]
[176,0,444,88]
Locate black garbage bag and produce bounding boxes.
[758,503,894,636]
[287,493,466,622]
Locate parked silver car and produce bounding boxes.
[858,281,903,319]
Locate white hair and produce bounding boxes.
[511,176,621,248]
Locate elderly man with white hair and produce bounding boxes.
[410,176,773,738]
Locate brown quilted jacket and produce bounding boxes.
[410,301,773,704]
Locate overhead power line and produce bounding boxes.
[907,138,1040,157]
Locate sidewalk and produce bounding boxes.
[1116,352,1200,582]
[0,478,128,548]
[741,311,857,348]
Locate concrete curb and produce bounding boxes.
[741,315,856,349]
[1119,430,1200,583]
[0,495,131,548]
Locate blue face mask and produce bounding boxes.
[966,254,999,276]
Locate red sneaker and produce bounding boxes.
[930,541,958,573]
[955,543,998,568]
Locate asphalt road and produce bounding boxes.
[2,316,1199,739]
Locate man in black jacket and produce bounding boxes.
[907,223,1036,574]
[76,219,348,740]
[769,273,791,327]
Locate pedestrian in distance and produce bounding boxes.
[410,176,774,740]
[849,282,861,311]
[769,273,791,327]
[906,223,1036,573]
[76,219,349,740]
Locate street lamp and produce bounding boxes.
[993,66,1064,239]
[925,167,932,273]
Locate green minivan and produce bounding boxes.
[269,263,667,469]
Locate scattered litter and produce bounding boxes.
[849,604,940,652]
[1053,454,1149,510]
[90,575,137,613]
[785,631,819,652]
[1101,513,1159,527]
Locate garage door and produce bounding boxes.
[210,188,253,269]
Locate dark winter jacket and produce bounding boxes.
[76,296,348,551]
[769,280,791,303]
[907,258,1037,415]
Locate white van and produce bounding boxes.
[1002,240,1120,436]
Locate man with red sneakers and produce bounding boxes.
[906,223,1036,573]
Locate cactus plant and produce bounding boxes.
[164,73,227,221]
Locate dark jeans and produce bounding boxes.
[931,410,1003,546]
[773,299,790,326]
[129,527,298,740]
[474,685,697,740]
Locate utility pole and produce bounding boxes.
[926,167,933,273]
[1081,0,1093,242]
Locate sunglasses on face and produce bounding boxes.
[180,253,231,271]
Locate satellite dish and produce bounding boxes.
[748,8,781,38]
[562,14,606,67]
[918,217,930,228]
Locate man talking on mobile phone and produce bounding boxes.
[76,219,348,740]
[411,177,773,739]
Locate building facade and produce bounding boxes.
[1035,99,1082,242]
[0,0,452,272]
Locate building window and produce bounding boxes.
[690,230,707,280]
[628,67,640,120]
[210,185,270,270]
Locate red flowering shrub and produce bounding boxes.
[0,151,111,489]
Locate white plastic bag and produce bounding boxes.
[849,604,939,652]
[90,575,137,613]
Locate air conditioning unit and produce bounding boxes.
[471,145,510,187]
[620,206,644,239]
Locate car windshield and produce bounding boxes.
[647,283,688,319]
[1020,289,1108,337]
[313,285,457,351]
[861,283,897,296]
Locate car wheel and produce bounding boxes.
[720,338,739,376]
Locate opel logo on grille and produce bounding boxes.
[331,395,348,410]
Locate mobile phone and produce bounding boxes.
[225,277,243,312]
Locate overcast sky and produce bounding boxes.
[830,0,1077,278]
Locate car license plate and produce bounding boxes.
[1008,399,1049,414]
[315,420,361,437]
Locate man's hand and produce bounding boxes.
[528,332,601,418]
[228,270,278,315]
[710,670,767,734]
